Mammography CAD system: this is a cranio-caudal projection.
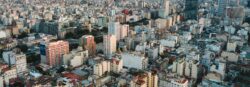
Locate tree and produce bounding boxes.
[27,53,40,65]
[64,32,74,39]
[69,43,79,51]
[16,44,28,53]
[248,32,250,46]
[17,32,28,39]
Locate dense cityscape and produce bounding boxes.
[0,0,250,87]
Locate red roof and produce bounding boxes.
[122,9,129,15]
[2,67,11,73]
[112,59,120,65]
[62,72,81,80]
[9,78,19,85]
[136,80,145,85]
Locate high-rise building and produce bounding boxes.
[111,58,123,73]
[80,35,96,56]
[93,60,111,76]
[248,1,250,7]
[46,40,69,67]
[97,17,108,27]
[184,60,199,79]
[184,0,198,20]
[108,22,121,41]
[159,0,170,18]
[15,53,27,77]
[36,20,59,35]
[0,76,3,87]
[218,0,228,17]
[120,24,129,40]
[103,34,117,59]
[172,59,185,76]
[2,67,17,86]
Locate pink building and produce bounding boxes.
[46,40,69,67]
[120,24,129,39]
[81,35,96,56]
[103,35,116,59]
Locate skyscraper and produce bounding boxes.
[120,24,129,40]
[103,34,116,59]
[159,0,170,18]
[108,22,121,41]
[218,0,228,17]
[46,40,69,67]
[80,35,96,56]
[184,0,198,20]
[248,1,250,7]
[15,53,27,77]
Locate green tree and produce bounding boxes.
[17,32,28,39]
[16,44,28,53]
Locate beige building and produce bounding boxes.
[160,78,188,87]
[63,47,89,67]
[130,71,158,87]
[184,60,199,79]
[172,59,185,76]
[93,60,111,76]
[15,53,28,77]
[120,24,129,40]
[111,58,123,73]
[221,51,239,62]
[155,19,167,29]
[2,67,17,86]
[226,42,237,52]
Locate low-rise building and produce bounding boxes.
[121,52,148,69]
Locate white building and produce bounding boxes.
[108,22,121,41]
[103,35,117,59]
[221,51,239,62]
[0,76,3,87]
[160,78,188,87]
[97,17,107,27]
[120,24,129,40]
[2,67,17,86]
[147,47,159,59]
[160,39,176,47]
[63,47,89,67]
[172,59,185,76]
[70,50,88,67]
[0,30,7,39]
[159,0,170,18]
[184,60,199,79]
[210,62,226,79]
[121,52,148,69]
[226,42,237,52]
[2,51,16,65]
[135,42,147,52]
[15,53,27,77]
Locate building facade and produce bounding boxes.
[103,34,117,59]
[46,40,69,67]
[15,53,28,77]
[81,35,96,56]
